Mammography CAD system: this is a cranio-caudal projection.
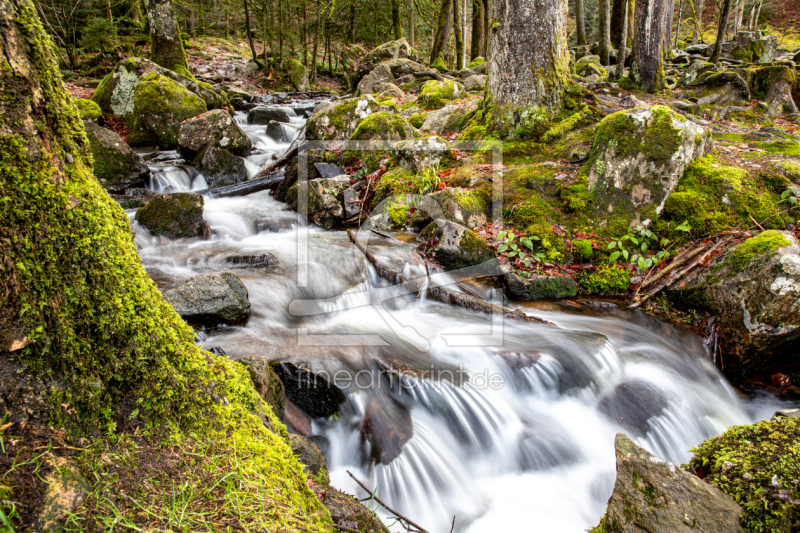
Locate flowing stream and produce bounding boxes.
[130,105,788,532]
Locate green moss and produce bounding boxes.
[762,142,800,157]
[286,59,308,90]
[573,239,593,260]
[74,98,102,121]
[430,56,448,73]
[129,72,206,147]
[776,160,800,182]
[419,79,459,110]
[373,166,415,205]
[578,264,631,294]
[725,230,791,270]
[350,111,417,141]
[408,111,426,128]
[690,417,800,533]
[467,57,485,68]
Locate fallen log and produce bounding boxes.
[200,173,285,198]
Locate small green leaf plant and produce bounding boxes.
[607,222,691,271]
[496,230,545,267]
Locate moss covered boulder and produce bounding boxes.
[419,79,464,110]
[306,95,398,141]
[177,109,251,160]
[74,98,101,122]
[411,187,487,229]
[419,219,496,271]
[238,355,286,420]
[199,146,248,188]
[164,271,250,326]
[362,38,419,64]
[504,270,578,300]
[135,191,211,239]
[574,55,607,79]
[91,57,227,117]
[670,231,800,382]
[286,59,310,91]
[350,112,418,141]
[591,433,744,533]
[286,176,350,228]
[83,121,149,192]
[393,136,453,171]
[752,65,798,118]
[585,105,711,232]
[730,31,778,64]
[130,73,207,147]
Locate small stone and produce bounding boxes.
[33,457,90,532]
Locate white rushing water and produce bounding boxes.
[130,105,789,533]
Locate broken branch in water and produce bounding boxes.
[346,470,429,533]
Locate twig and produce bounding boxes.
[637,242,709,292]
[449,516,456,533]
[749,213,765,231]
[346,470,429,533]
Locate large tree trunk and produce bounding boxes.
[453,0,464,69]
[613,0,629,80]
[488,0,569,122]
[709,0,733,63]
[407,0,415,46]
[430,0,453,67]
[610,0,624,47]
[391,0,404,39]
[631,0,667,92]
[471,0,484,58]
[145,0,191,77]
[598,0,611,64]
[576,0,587,45]
[483,0,491,60]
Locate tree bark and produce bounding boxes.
[752,0,763,30]
[631,0,667,92]
[692,0,705,43]
[243,0,264,68]
[453,0,464,69]
[709,0,733,63]
[471,0,484,58]
[407,0,415,46]
[576,0,587,45]
[145,0,191,76]
[483,0,491,60]
[391,0,404,39]
[674,0,683,46]
[430,0,453,66]
[488,0,569,117]
[613,0,628,80]
[610,0,624,47]
[598,0,611,64]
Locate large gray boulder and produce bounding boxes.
[306,95,397,142]
[671,230,800,383]
[730,30,778,63]
[419,219,496,271]
[586,105,711,230]
[83,121,149,193]
[177,109,251,160]
[357,63,394,95]
[410,187,487,230]
[286,176,350,228]
[420,104,468,132]
[164,271,250,325]
[134,192,211,239]
[394,136,453,171]
[362,38,419,64]
[199,146,248,188]
[463,74,486,91]
[591,434,744,533]
[247,106,291,125]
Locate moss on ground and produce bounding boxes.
[419,79,459,110]
[75,98,102,121]
[690,417,800,533]
[578,264,631,294]
[725,230,791,270]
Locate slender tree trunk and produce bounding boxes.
[483,0,491,60]
[709,0,733,63]
[278,0,284,62]
[145,0,191,76]
[349,0,356,43]
[243,0,264,68]
[453,0,464,69]
[610,0,624,47]
[408,0,415,46]
[106,0,113,22]
[598,0,611,64]
[391,0,404,38]
[631,0,668,92]
[614,0,628,79]
[311,19,319,83]
[627,0,635,43]
[471,0,484,58]
[674,0,683,46]
[430,0,453,66]
[692,0,705,43]
[576,0,587,44]
[302,0,308,66]
[752,0,763,29]
[488,0,569,122]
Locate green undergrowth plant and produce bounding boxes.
[607,223,690,270]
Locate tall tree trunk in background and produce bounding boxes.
[709,0,733,63]
[430,0,453,66]
[311,19,319,83]
[751,0,763,29]
[483,0,491,60]
[627,0,635,43]
[453,0,464,69]
[106,0,113,22]
[487,0,570,128]
[631,0,668,92]
[278,0,284,62]
[145,0,191,77]
[243,0,264,67]
[302,0,308,66]
[692,0,705,43]
[187,8,196,36]
[598,0,611,64]
[674,0,683,46]
[610,0,624,47]
[391,0,404,38]
[408,0,415,46]
[349,0,356,43]
[576,0,587,45]
[471,0,484,58]
[613,0,629,79]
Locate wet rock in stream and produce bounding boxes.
[360,395,413,465]
[164,271,250,326]
[135,192,211,239]
[271,362,347,419]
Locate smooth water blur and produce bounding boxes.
[129,105,789,533]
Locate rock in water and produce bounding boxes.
[238,355,286,419]
[670,231,800,382]
[83,121,149,193]
[320,486,390,533]
[198,146,248,188]
[164,271,250,326]
[247,106,291,125]
[177,109,251,160]
[265,120,289,142]
[135,192,211,239]
[33,457,90,531]
[586,105,711,231]
[271,362,346,419]
[592,434,744,533]
[129,73,207,147]
[503,270,578,300]
[419,219,497,271]
[286,176,350,229]
[289,434,329,482]
[361,395,413,465]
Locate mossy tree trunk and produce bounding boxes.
[613,0,629,80]
[576,0,587,45]
[709,0,733,63]
[407,0,415,46]
[145,0,191,77]
[487,0,570,120]
[598,0,611,65]
[391,0,404,39]
[692,0,705,43]
[430,0,453,66]
[631,0,667,92]
[453,0,464,69]
[483,0,491,59]
[471,0,484,58]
